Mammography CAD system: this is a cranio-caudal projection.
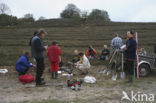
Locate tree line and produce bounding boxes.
[0,3,111,26]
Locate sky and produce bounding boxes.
[1,0,156,22]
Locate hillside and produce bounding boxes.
[0,21,156,66]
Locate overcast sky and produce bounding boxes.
[1,0,156,22]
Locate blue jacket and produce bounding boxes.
[125,38,137,60]
[15,54,33,72]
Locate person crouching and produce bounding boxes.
[15,52,35,76]
[47,41,61,79]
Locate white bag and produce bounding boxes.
[84,76,96,84]
[0,69,8,74]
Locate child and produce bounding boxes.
[15,52,35,75]
[47,41,61,79]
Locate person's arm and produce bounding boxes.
[34,39,45,52]
[20,58,33,68]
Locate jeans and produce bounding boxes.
[35,58,45,84]
[125,60,135,76]
[18,67,29,76]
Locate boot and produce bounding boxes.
[55,72,58,79]
[126,75,133,84]
[51,72,55,79]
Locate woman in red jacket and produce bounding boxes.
[47,41,61,79]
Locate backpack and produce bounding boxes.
[19,74,34,84]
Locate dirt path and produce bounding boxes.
[0,66,156,103]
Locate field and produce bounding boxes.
[0,21,156,103]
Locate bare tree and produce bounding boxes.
[0,3,11,14]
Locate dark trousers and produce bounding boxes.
[125,60,135,76]
[35,58,45,83]
[18,68,29,76]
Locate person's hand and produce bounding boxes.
[33,64,36,68]
[44,46,48,50]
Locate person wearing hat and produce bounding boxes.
[31,29,48,86]
[124,31,137,84]
[100,45,110,61]
[47,41,61,79]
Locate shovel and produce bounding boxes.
[106,50,117,76]
[120,52,125,79]
[112,73,117,81]
[112,61,118,81]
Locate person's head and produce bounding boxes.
[114,33,119,37]
[127,30,134,38]
[104,45,108,49]
[37,29,47,39]
[140,48,145,52]
[74,49,79,55]
[33,30,39,36]
[25,52,31,57]
[52,41,57,45]
[78,52,84,58]
[88,45,93,51]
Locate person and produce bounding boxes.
[124,31,137,84]
[75,53,91,75]
[31,29,48,86]
[47,41,61,79]
[100,45,110,60]
[111,34,123,52]
[86,45,97,60]
[139,48,147,56]
[72,49,80,63]
[29,30,39,46]
[15,52,35,76]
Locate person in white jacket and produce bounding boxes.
[75,53,91,74]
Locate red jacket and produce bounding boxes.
[86,48,97,58]
[47,45,61,63]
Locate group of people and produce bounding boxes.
[15,29,138,85]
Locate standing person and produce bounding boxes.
[31,29,48,86]
[124,31,137,84]
[29,30,39,46]
[100,45,110,60]
[47,41,61,79]
[111,34,123,52]
[86,45,97,60]
[15,52,35,76]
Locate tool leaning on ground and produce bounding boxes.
[104,49,125,81]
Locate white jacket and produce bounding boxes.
[77,55,91,69]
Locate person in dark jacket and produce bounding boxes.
[15,52,35,76]
[124,31,137,84]
[100,45,110,60]
[29,30,39,46]
[31,29,48,86]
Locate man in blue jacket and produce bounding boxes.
[124,31,137,84]
[16,52,35,75]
